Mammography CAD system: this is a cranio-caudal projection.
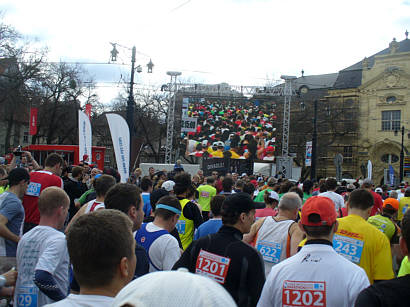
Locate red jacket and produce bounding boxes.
[370,190,383,216]
[23,170,63,224]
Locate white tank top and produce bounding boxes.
[84,200,105,213]
[255,217,295,276]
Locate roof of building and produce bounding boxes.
[344,38,410,71]
[334,38,410,89]
[293,73,339,90]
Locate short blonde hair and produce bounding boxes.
[38,187,69,216]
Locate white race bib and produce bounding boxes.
[195,249,231,284]
[282,280,326,307]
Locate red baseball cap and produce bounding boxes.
[301,196,337,226]
[383,198,399,211]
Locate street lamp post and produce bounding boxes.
[311,100,318,181]
[110,43,154,172]
[127,47,136,172]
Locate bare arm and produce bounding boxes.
[0,214,20,243]
[289,222,305,256]
[6,156,16,172]
[25,152,40,170]
[243,217,265,245]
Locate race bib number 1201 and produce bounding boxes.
[195,249,231,284]
[282,280,326,307]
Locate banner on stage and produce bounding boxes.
[106,113,129,183]
[305,141,312,167]
[78,111,92,164]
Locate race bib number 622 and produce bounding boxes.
[195,249,231,284]
[282,280,326,307]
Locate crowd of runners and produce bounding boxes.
[0,152,409,306]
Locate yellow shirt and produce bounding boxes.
[177,199,195,250]
[398,196,410,221]
[211,150,224,158]
[336,214,394,283]
[229,150,241,159]
[398,256,410,277]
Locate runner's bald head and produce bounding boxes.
[38,186,69,216]
[278,192,302,211]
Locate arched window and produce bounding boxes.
[381,153,399,163]
[386,96,396,103]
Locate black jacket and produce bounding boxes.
[172,225,265,307]
[63,177,87,219]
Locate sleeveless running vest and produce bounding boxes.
[134,223,168,271]
[367,214,396,241]
[177,199,195,250]
[84,200,104,213]
[255,217,295,276]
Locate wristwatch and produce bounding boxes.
[0,275,6,288]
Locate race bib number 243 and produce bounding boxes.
[282,280,326,307]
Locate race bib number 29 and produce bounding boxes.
[195,249,231,284]
[282,280,326,307]
[17,286,38,307]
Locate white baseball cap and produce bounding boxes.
[161,180,175,192]
[269,190,280,201]
[112,268,236,307]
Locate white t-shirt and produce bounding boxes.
[137,222,180,272]
[14,226,70,307]
[257,243,369,307]
[44,294,114,307]
[319,191,345,211]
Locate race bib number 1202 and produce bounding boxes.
[282,280,326,307]
[195,249,231,284]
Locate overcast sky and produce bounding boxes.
[1,0,409,103]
